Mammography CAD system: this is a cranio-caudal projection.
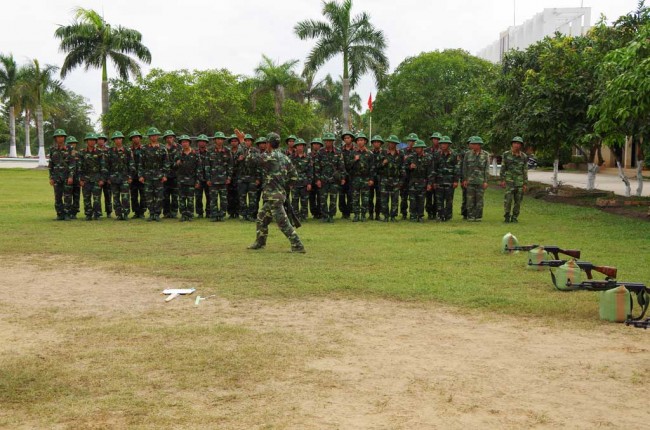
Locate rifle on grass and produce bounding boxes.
[625,319,650,329]
[506,245,581,260]
[528,260,617,279]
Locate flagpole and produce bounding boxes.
[369,114,372,140]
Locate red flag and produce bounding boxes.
[367,93,373,112]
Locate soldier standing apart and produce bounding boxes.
[404,139,433,222]
[369,135,384,220]
[48,129,75,221]
[500,136,528,223]
[96,133,112,218]
[227,134,240,218]
[162,130,180,218]
[207,132,233,222]
[338,131,355,219]
[195,135,211,218]
[128,130,147,219]
[106,131,133,221]
[349,133,375,222]
[401,133,418,219]
[426,132,442,220]
[290,138,313,221]
[245,132,305,253]
[175,135,202,222]
[380,135,403,222]
[432,136,459,222]
[308,138,323,219]
[462,136,490,222]
[78,132,107,221]
[139,127,169,222]
[314,135,346,223]
[235,134,258,221]
[459,137,471,220]
[65,134,81,219]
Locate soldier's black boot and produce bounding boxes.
[248,236,266,250]
[56,214,65,221]
[511,216,518,223]
[86,215,93,221]
[401,213,407,220]
[504,214,510,223]
[352,214,359,222]
[290,239,306,253]
[368,213,373,221]
[360,213,366,222]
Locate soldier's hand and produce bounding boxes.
[80,180,85,187]
[316,180,322,188]
[66,178,73,185]
[368,180,374,187]
[482,182,488,190]
[523,185,528,192]
[234,129,245,143]
[139,177,145,184]
[195,183,200,189]
[255,180,260,186]
[107,180,111,185]
[426,185,432,191]
[410,163,416,169]
[307,184,312,191]
[500,181,506,188]
[226,179,231,185]
[49,179,55,186]
[341,179,346,185]
[98,180,104,187]
[128,178,132,184]
[176,160,181,166]
[452,182,458,189]
[383,159,388,165]
[354,155,360,161]
[207,181,212,187]
[462,180,467,188]
[238,155,244,161]
[161,177,167,183]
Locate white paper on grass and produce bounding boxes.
[162,288,196,295]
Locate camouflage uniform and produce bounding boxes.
[129,132,147,218]
[78,136,108,220]
[290,144,313,220]
[308,140,323,219]
[500,143,528,222]
[462,138,490,221]
[403,141,434,221]
[139,142,170,221]
[339,133,356,218]
[235,137,259,221]
[227,136,240,218]
[163,133,180,218]
[97,137,113,217]
[457,143,470,219]
[48,131,75,220]
[314,145,346,222]
[175,137,202,221]
[349,135,375,222]
[195,143,211,218]
[378,136,403,221]
[66,141,81,218]
[369,143,384,220]
[426,133,442,219]
[106,137,134,220]
[432,140,459,221]
[401,133,419,218]
[206,145,233,221]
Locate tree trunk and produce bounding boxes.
[636,160,645,197]
[586,163,599,191]
[36,104,46,166]
[342,78,351,130]
[101,60,109,132]
[24,110,32,157]
[616,160,631,197]
[552,158,559,189]
[8,105,17,158]
[491,156,498,176]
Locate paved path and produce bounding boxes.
[526,170,650,197]
[0,158,41,169]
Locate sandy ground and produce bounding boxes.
[2,259,650,429]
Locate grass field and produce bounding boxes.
[2,168,650,428]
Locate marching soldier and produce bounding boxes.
[65,135,81,219]
[162,130,180,218]
[78,132,107,221]
[138,127,170,222]
[195,135,211,218]
[48,128,75,221]
[308,138,323,219]
[400,132,418,219]
[349,133,375,222]
[314,134,346,223]
[500,136,528,223]
[462,136,490,222]
[379,135,403,222]
[369,135,384,220]
[403,139,433,222]
[235,133,259,221]
[96,133,112,218]
[432,136,459,222]
[426,132,442,220]
[106,131,134,221]
[338,131,355,219]
[290,138,313,221]
[128,130,147,219]
[175,135,202,222]
[207,132,233,222]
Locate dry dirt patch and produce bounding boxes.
[1,257,649,429]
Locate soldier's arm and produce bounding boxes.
[499,152,508,181]
[523,154,529,186]
[483,153,490,183]
[68,151,77,181]
[47,148,54,179]
[227,153,234,181]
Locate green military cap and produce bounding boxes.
[244,133,254,141]
[355,132,368,141]
[440,136,452,144]
[178,134,191,142]
[340,130,354,139]
[285,134,297,142]
[511,136,524,144]
[228,134,239,142]
[406,132,419,141]
[295,138,307,146]
[311,137,323,145]
[386,135,400,144]
[65,135,78,144]
[146,127,161,136]
[162,129,175,138]
[83,132,98,141]
[371,135,384,144]
[97,133,108,140]
[111,131,125,140]
[469,136,484,144]
[128,130,143,139]
[413,139,427,148]
[53,128,67,137]
[212,131,226,139]
[430,132,443,140]
[197,134,209,142]
[255,136,267,145]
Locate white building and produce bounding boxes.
[477,8,592,63]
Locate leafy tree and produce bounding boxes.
[295,0,388,129]
[0,53,19,157]
[251,55,302,130]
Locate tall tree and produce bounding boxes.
[251,55,301,130]
[295,0,388,129]
[0,53,19,157]
[54,7,151,128]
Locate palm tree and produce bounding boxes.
[54,7,151,127]
[317,77,362,132]
[0,53,19,157]
[251,55,302,128]
[17,60,64,165]
[295,0,388,129]
[300,70,331,104]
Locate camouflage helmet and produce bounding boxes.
[83,132,97,141]
[52,128,67,137]
[340,130,355,139]
[244,133,254,141]
[386,135,400,144]
[469,136,484,145]
[178,134,191,143]
[371,135,384,144]
[406,132,418,141]
[197,134,209,142]
[128,130,143,139]
[311,137,323,146]
[212,131,226,140]
[511,136,524,144]
[267,132,281,147]
[295,138,307,146]
[285,134,297,143]
[228,134,239,143]
[111,131,125,140]
[96,133,108,141]
[413,139,427,148]
[162,129,175,138]
[146,127,161,136]
[255,136,268,145]
[430,132,442,140]
[323,132,337,141]
[355,132,368,142]
[439,135,452,144]
[65,135,78,144]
